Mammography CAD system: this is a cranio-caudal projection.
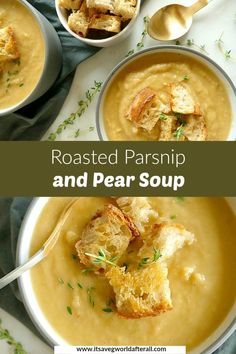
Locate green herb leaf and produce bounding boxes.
[77,282,83,289]
[182,74,189,81]
[153,248,162,262]
[170,214,177,220]
[82,268,93,274]
[67,282,74,289]
[173,125,185,140]
[126,16,150,57]
[67,306,72,315]
[102,308,113,313]
[72,254,77,260]
[159,113,168,121]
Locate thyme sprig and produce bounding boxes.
[126,16,150,57]
[176,38,209,55]
[138,248,162,269]
[48,81,102,141]
[173,125,185,140]
[0,319,27,354]
[216,32,235,61]
[87,287,96,307]
[85,249,118,267]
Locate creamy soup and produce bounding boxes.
[0,0,45,110]
[103,53,232,141]
[30,197,236,350]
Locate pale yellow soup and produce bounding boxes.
[0,0,45,110]
[30,197,236,350]
[103,53,232,141]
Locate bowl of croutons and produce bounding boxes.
[96,45,236,141]
[56,0,141,47]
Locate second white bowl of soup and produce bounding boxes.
[0,0,62,116]
[16,197,236,353]
[96,46,236,141]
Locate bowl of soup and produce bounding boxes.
[0,0,62,116]
[16,197,236,352]
[96,46,236,141]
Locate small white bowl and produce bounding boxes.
[96,46,236,141]
[16,197,236,352]
[0,0,62,117]
[55,0,141,48]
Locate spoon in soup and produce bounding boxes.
[148,0,212,41]
[0,198,79,290]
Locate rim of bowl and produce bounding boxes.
[96,45,236,141]
[55,0,141,46]
[16,197,236,352]
[0,0,60,117]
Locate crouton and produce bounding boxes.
[76,204,139,271]
[106,262,173,318]
[89,14,121,33]
[170,83,201,115]
[59,0,82,10]
[86,0,114,12]
[0,26,19,63]
[113,0,136,20]
[139,222,195,261]
[116,197,158,234]
[182,114,207,141]
[126,87,160,131]
[159,115,177,141]
[68,10,90,37]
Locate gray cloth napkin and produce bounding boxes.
[0,0,99,141]
[0,198,235,352]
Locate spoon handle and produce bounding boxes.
[0,248,45,290]
[189,0,210,15]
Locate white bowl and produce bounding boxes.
[0,0,62,117]
[55,0,141,48]
[16,197,236,352]
[96,46,236,141]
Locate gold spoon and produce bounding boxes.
[0,198,79,290]
[148,0,211,41]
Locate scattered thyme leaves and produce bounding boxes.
[89,126,95,132]
[216,32,235,60]
[67,306,72,315]
[175,38,209,54]
[74,129,80,138]
[85,249,118,267]
[77,282,83,289]
[87,287,95,307]
[0,319,27,354]
[48,81,103,141]
[126,16,150,57]
[138,248,162,269]
[170,214,177,220]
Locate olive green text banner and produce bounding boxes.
[0,142,235,196]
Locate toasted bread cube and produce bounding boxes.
[68,10,89,37]
[89,14,121,33]
[113,0,136,20]
[76,204,139,270]
[106,262,173,318]
[116,197,158,234]
[59,0,82,10]
[170,83,201,115]
[126,88,159,131]
[0,26,19,63]
[139,222,195,261]
[86,0,114,12]
[183,114,207,141]
[159,115,177,141]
